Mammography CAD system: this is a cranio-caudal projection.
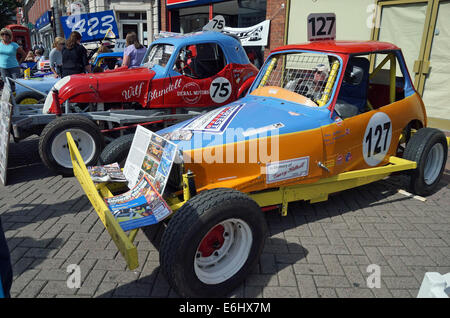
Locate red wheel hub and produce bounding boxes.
[198,225,225,257]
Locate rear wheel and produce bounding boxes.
[39,115,104,176]
[160,188,267,297]
[402,128,447,196]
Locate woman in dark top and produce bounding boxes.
[61,31,91,77]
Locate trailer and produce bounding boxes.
[2,77,199,178]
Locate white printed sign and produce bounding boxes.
[224,20,271,46]
[307,13,336,41]
[114,39,126,52]
[362,112,392,166]
[266,157,310,184]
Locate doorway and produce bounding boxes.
[371,0,450,129]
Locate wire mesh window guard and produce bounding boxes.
[260,53,338,103]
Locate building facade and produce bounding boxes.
[160,0,287,67]
[88,0,160,46]
[286,0,449,130]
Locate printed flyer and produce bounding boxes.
[88,162,127,182]
[123,125,178,192]
[105,175,173,231]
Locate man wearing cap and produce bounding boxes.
[0,28,26,92]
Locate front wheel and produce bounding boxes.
[98,133,134,167]
[39,115,104,176]
[402,128,448,196]
[160,188,267,297]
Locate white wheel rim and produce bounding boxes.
[51,129,96,168]
[194,218,253,285]
[424,143,444,185]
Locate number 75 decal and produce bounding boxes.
[363,112,393,166]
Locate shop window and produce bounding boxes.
[173,43,226,79]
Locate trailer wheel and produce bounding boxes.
[39,115,104,176]
[402,128,448,196]
[98,134,134,167]
[15,91,45,104]
[160,188,267,297]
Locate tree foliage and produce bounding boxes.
[0,0,20,29]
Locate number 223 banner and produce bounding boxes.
[60,10,119,43]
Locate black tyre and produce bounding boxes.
[402,128,448,196]
[39,115,105,176]
[160,188,267,297]
[15,91,45,104]
[98,133,134,167]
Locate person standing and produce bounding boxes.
[61,31,91,77]
[0,28,26,92]
[49,37,65,78]
[122,32,146,68]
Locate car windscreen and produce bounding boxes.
[257,52,340,105]
[142,44,174,69]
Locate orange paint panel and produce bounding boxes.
[184,127,325,192]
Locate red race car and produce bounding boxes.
[43,31,258,113]
[38,31,258,175]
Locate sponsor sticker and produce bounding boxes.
[182,103,244,134]
[266,157,309,184]
[345,152,352,162]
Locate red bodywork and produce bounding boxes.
[46,60,258,113]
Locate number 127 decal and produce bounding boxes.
[363,112,393,166]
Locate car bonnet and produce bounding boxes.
[158,95,335,152]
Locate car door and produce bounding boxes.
[163,42,233,108]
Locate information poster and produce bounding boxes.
[105,175,173,231]
[123,125,178,193]
[103,126,178,231]
[0,86,12,186]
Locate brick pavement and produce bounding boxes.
[0,135,449,298]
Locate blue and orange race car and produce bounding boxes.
[70,40,448,297]
[153,40,448,297]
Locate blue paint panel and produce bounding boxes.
[158,95,334,151]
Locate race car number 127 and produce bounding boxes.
[363,112,392,166]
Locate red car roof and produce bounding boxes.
[272,40,400,54]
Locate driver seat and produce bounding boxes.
[337,57,370,113]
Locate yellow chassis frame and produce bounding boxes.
[67,132,421,270]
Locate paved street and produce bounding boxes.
[0,135,449,298]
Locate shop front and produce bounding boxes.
[35,10,54,55]
[166,0,268,67]
[107,0,159,46]
[167,0,266,33]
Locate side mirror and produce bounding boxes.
[344,65,364,85]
